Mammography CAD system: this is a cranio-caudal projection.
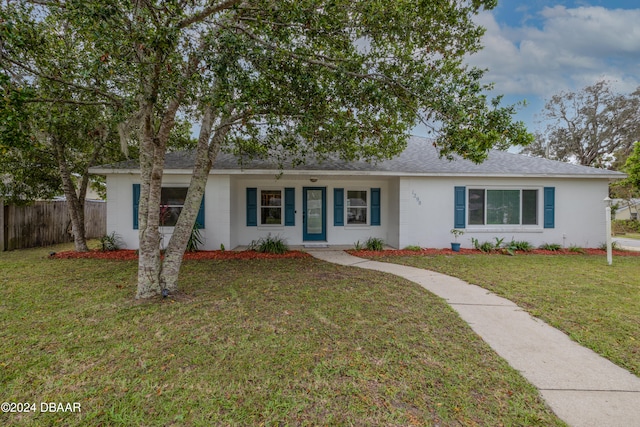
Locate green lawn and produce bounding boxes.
[368,253,640,377]
[0,244,564,426]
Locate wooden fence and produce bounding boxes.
[1,200,106,251]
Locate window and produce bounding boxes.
[160,187,187,227]
[260,190,282,225]
[468,189,538,226]
[347,190,367,225]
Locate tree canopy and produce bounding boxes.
[522,81,640,168]
[2,0,532,298]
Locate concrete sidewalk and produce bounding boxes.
[307,250,640,427]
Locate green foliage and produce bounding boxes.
[364,237,385,251]
[506,240,534,252]
[403,245,422,251]
[250,234,288,254]
[599,241,622,251]
[186,222,203,252]
[613,219,640,234]
[220,243,225,252]
[353,240,363,251]
[99,232,123,251]
[450,229,464,242]
[471,237,497,253]
[539,243,562,251]
[621,141,640,191]
[568,245,585,254]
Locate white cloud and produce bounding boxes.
[468,6,640,99]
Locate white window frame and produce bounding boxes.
[346,189,369,226]
[259,188,283,226]
[467,187,543,230]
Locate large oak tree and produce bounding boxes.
[2,0,531,299]
[522,81,640,168]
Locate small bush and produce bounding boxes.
[99,232,123,252]
[353,240,363,251]
[612,219,640,235]
[539,243,562,251]
[404,245,422,251]
[598,241,621,251]
[568,245,585,254]
[471,237,496,253]
[364,237,385,251]
[250,234,288,254]
[186,222,203,252]
[507,240,534,252]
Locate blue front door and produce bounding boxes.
[303,187,326,241]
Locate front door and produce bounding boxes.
[303,187,326,241]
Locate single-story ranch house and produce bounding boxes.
[90,136,624,250]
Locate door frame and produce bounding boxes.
[302,187,326,241]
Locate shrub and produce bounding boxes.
[403,245,422,251]
[99,232,123,252]
[186,223,203,252]
[353,240,363,251]
[364,237,385,251]
[539,243,562,251]
[598,241,621,251]
[471,237,496,253]
[250,234,288,254]
[612,219,640,235]
[568,245,585,254]
[506,240,534,252]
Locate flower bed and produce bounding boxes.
[348,248,640,257]
[51,249,311,260]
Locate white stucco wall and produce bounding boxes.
[105,172,610,250]
[398,177,610,249]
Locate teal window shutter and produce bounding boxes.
[195,195,205,229]
[370,188,381,226]
[454,186,466,228]
[133,184,140,230]
[246,188,257,226]
[334,188,344,226]
[284,188,295,226]
[544,187,555,228]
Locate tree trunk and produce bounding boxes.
[136,111,165,299]
[160,109,229,292]
[136,96,184,299]
[54,141,89,252]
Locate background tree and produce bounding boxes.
[0,74,124,251]
[522,81,640,168]
[3,1,532,299]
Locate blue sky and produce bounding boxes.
[459,0,640,135]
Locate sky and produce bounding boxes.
[449,0,640,135]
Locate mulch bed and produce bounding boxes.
[50,247,640,260]
[51,249,312,260]
[349,248,640,257]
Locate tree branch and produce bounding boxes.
[25,98,114,106]
[177,0,243,29]
[3,57,123,106]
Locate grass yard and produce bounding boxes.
[0,244,565,426]
[368,253,640,378]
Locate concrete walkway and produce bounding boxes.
[307,250,640,427]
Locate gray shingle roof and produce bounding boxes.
[92,136,624,178]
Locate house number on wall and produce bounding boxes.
[411,190,422,206]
